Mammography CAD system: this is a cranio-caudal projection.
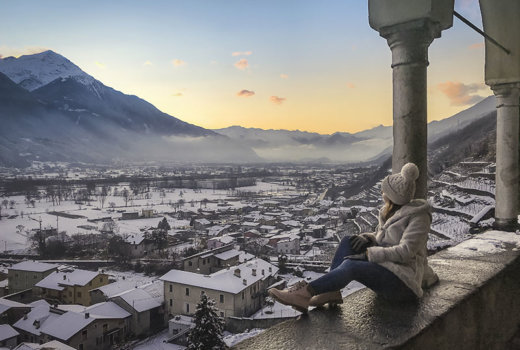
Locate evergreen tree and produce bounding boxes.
[157,217,171,232]
[187,293,228,350]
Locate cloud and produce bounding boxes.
[232,51,252,56]
[234,58,249,70]
[270,96,286,105]
[280,74,289,79]
[346,82,355,89]
[237,89,255,97]
[469,42,484,50]
[95,61,106,69]
[172,59,186,67]
[437,81,486,106]
[143,60,153,66]
[0,46,49,58]
[172,92,183,97]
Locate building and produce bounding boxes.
[0,298,31,325]
[8,261,58,294]
[207,235,235,250]
[121,212,139,220]
[0,324,19,348]
[14,300,59,344]
[121,232,157,258]
[275,237,301,255]
[14,299,130,349]
[167,315,194,346]
[13,340,75,350]
[182,244,241,274]
[161,258,278,319]
[35,268,109,306]
[110,281,165,337]
[38,306,129,350]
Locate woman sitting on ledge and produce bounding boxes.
[269,162,439,313]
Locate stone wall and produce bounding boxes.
[232,230,520,349]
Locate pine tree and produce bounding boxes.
[157,217,171,232]
[187,293,228,350]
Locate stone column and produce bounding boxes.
[492,84,520,231]
[380,19,441,199]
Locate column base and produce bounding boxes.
[493,218,519,232]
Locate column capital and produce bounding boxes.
[378,19,442,68]
[491,83,520,108]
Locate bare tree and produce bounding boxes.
[122,188,130,207]
[98,186,108,208]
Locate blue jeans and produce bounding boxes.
[309,237,416,301]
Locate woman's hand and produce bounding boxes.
[349,235,371,253]
[343,252,367,261]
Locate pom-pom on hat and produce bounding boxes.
[381,163,420,205]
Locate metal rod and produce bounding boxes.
[453,11,510,55]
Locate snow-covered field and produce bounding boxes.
[0,181,296,253]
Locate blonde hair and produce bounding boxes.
[382,195,401,221]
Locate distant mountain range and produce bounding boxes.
[0,50,497,167]
[214,96,496,163]
[0,50,259,167]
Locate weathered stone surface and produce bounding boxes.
[232,231,520,350]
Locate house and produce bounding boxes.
[0,324,19,348]
[35,268,109,306]
[207,235,236,250]
[14,299,130,349]
[243,229,261,241]
[259,225,276,234]
[38,306,129,350]
[13,300,59,344]
[167,315,194,346]
[206,225,230,237]
[0,298,31,325]
[121,212,139,220]
[121,232,157,258]
[161,258,278,319]
[141,209,154,218]
[8,261,58,294]
[192,218,211,231]
[110,281,164,337]
[13,340,75,350]
[275,237,301,255]
[89,278,139,305]
[182,244,241,274]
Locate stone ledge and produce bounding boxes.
[232,230,520,350]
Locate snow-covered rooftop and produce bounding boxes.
[214,249,241,261]
[35,269,100,291]
[10,261,58,273]
[40,311,95,341]
[91,279,139,298]
[0,324,18,341]
[85,301,131,319]
[209,235,235,245]
[112,288,162,312]
[123,232,146,245]
[13,300,59,336]
[0,298,29,315]
[160,258,278,294]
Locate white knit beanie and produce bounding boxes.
[381,163,420,205]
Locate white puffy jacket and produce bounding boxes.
[363,199,439,297]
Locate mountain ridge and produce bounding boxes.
[0,51,260,166]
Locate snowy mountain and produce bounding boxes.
[0,51,259,167]
[0,50,95,91]
[214,96,496,163]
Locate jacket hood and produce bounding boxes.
[379,199,432,228]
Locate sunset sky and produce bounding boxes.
[0,0,489,134]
